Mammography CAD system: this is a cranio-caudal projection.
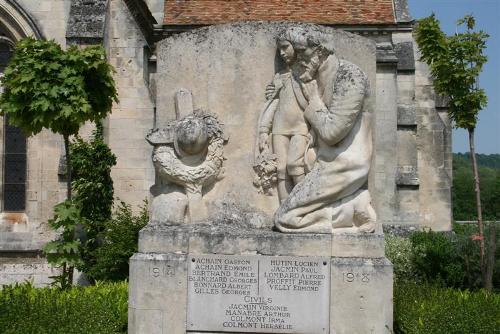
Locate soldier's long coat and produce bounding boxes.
[275,54,373,233]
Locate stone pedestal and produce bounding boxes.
[129,223,393,334]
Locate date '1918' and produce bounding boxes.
[342,272,370,283]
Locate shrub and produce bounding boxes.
[71,126,117,277]
[394,281,500,334]
[453,222,500,291]
[0,281,128,334]
[410,230,465,288]
[88,201,148,281]
[71,125,116,227]
[385,235,416,282]
[43,200,86,288]
[407,226,499,291]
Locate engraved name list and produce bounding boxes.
[187,255,330,333]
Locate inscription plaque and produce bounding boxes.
[187,255,330,333]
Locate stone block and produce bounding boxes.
[376,43,398,64]
[128,308,163,334]
[396,77,415,104]
[66,0,107,44]
[394,41,415,71]
[129,253,188,334]
[393,0,412,23]
[130,224,393,333]
[330,258,393,334]
[435,94,450,108]
[396,166,419,186]
[118,179,146,192]
[0,257,59,287]
[397,104,417,125]
[139,224,385,258]
[0,232,33,251]
[396,187,419,223]
[397,129,417,166]
[331,232,385,258]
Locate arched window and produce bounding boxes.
[0,34,26,212]
[0,1,43,215]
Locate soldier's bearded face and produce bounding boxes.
[295,45,321,82]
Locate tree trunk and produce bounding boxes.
[485,223,496,292]
[63,134,73,288]
[62,262,67,288]
[63,134,72,201]
[468,128,485,286]
[68,265,74,288]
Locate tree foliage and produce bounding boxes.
[0,38,117,137]
[70,126,117,277]
[453,153,500,221]
[455,153,500,169]
[43,200,86,289]
[71,126,116,226]
[415,14,488,130]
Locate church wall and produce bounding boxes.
[0,0,72,286]
[361,29,452,231]
[373,57,398,225]
[16,0,71,47]
[414,48,452,231]
[105,0,155,210]
[392,31,421,226]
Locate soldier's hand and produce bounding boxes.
[265,83,276,100]
[300,80,320,101]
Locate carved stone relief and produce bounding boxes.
[255,27,377,234]
[147,89,227,224]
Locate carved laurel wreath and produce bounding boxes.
[151,112,225,193]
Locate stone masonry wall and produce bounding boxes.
[371,30,451,231]
[414,45,452,231]
[105,0,155,210]
[373,52,398,225]
[0,0,72,286]
[0,0,72,250]
[392,31,420,226]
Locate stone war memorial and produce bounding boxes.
[129,23,392,334]
[0,0,453,332]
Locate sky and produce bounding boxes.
[408,0,500,154]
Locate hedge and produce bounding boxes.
[394,282,500,334]
[0,281,128,334]
[2,278,499,334]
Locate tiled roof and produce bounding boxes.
[164,0,396,26]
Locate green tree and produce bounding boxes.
[0,38,117,199]
[415,15,490,288]
[70,125,117,279]
[0,38,118,286]
[453,153,500,221]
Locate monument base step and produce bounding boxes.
[139,222,386,258]
[129,224,393,334]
